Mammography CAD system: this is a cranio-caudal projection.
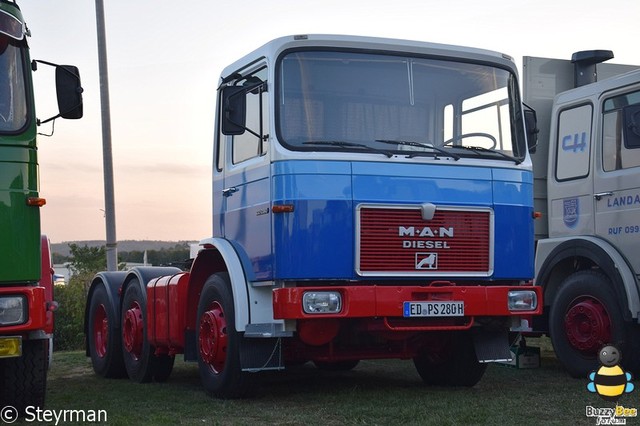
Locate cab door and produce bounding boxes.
[547,103,595,238]
[594,86,640,274]
[219,67,273,281]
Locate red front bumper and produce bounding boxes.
[273,285,542,319]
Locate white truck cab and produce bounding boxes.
[525,51,640,377]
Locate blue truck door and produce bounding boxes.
[221,68,273,280]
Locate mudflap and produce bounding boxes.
[473,329,513,363]
[240,337,285,372]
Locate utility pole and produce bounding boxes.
[95,0,117,271]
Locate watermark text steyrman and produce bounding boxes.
[0,405,107,425]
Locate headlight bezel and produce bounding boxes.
[0,295,28,326]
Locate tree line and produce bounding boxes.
[53,242,192,268]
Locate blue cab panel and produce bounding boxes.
[268,160,533,281]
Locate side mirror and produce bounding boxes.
[56,65,83,119]
[32,60,84,125]
[221,86,247,135]
[623,104,640,149]
[524,108,539,154]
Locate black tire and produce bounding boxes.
[314,360,360,371]
[0,339,48,415]
[196,272,247,398]
[413,332,487,387]
[121,280,155,383]
[87,284,126,378]
[549,270,635,378]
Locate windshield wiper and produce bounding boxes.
[303,140,394,158]
[376,139,460,161]
[452,145,523,165]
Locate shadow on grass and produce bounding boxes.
[44,349,622,426]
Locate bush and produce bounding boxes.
[52,243,108,351]
[53,274,89,351]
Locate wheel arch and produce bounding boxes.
[187,238,250,333]
[535,236,640,322]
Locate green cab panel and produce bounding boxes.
[0,145,40,283]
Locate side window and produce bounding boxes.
[602,89,640,171]
[232,68,269,164]
[555,104,592,181]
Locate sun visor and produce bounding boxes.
[0,9,25,41]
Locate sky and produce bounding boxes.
[16,0,640,243]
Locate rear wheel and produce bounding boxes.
[197,272,247,398]
[87,284,125,378]
[549,270,636,377]
[413,332,487,387]
[0,339,48,415]
[121,280,155,383]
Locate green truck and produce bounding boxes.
[0,0,82,413]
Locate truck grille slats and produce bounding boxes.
[357,206,492,275]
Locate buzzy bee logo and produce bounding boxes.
[585,345,637,424]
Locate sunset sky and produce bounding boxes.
[18,0,640,243]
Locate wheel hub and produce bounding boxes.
[564,297,611,354]
[93,304,108,358]
[198,301,228,374]
[123,301,144,359]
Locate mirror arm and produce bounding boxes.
[37,113,60,126]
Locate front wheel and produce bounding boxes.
[549,270,636,378]
[196,272,247,398]
[413,332,487,387]
[0,340,48,415]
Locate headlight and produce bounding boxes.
[508,290,538,311]
[0,296,27,325]
[302,291,342,314]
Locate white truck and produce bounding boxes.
[524,51,640,377]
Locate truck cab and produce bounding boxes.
[215,35,534,283]
[525,52,640,377]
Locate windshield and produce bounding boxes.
[277,50,526,162]
[0,33,27,133]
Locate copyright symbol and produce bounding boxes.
[0,406,18,423]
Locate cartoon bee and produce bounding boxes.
[587,345,634,401]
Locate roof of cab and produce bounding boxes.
[219,34,517,82]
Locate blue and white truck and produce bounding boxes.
[85,35,541,397]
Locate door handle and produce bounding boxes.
[223,187,239,197]
[594,191,614,201]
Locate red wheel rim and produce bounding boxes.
[198,301,228,374]
[123,301,144,359]
[564,296,611,355]
[93,304,108,358]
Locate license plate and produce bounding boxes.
[403,301,465,317]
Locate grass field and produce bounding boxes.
[34,338,633,426]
